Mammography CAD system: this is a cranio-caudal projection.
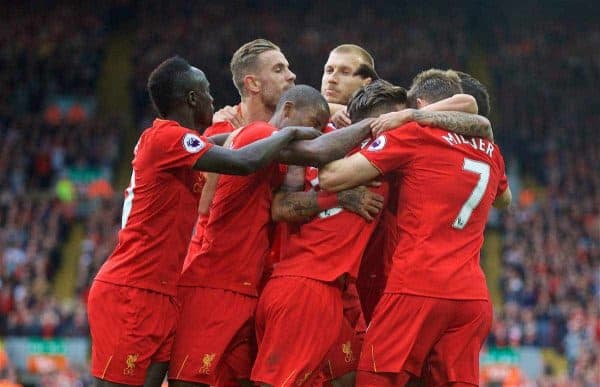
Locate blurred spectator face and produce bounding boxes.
[255,50,296,110]
[321,51,370,104]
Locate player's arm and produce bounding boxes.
[207,133,230,146]
[423,93,478,114]
[272,166,384,222]
[371,94,493,141]
[193,126,320,175]
[493,187,512,209]
[318,152,381,192]
[277,118,374,167]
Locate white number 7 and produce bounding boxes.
[453,158,490,230]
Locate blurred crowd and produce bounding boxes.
[488,11,600,386]
[0,1,599,385]
[0,2,115,344]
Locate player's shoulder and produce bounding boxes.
[233,121,277,147]
[144,119,208,153]
[205,121,234,136]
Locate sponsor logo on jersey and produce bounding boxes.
[367,135,386,151]
[183,133,205,153]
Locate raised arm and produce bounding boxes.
[193,126,320,175]
[277,118,374,167]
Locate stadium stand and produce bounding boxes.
[0,1,598,385]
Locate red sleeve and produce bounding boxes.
[359,122,421,174]
[232,122,277,148]
[152,125,213,170]
[205,121,234,136]
[495,146,509,196]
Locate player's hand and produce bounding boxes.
[331,108,351,128]
[337,186,384,221]
[289,126,322,141]
[213,106,245,128]
[371,109,416,137]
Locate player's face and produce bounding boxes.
[282,106,330,132]
[195,78,214,129]
[321,52,369,105]
[255,50,296,110]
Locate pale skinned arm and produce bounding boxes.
[371,94,493,141]
[493,187,512,209]
[318,153,381,192]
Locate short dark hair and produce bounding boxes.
[347,80,407,122]
[147,56,192,117]
[456,71,491,117]
[275,84,329,115]
[230,39,281,97]
[407,69,462,106]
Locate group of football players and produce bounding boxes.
[87,39,512,387]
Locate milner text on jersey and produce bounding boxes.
[441,133,494,157]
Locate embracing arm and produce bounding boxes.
[207,133,230,146]
[413,109,493,141]
[194,126,320,175]
[493,187,512,209]
[318,152,381,192]
[277,118,374,167]
[272,165,384,222]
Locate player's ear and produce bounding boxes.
[362,77,373,86]
[187,90,197,107]
[244,75,260,94]
[282,101,295,118]
[416,98,425,109]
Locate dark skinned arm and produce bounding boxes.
[193,126,320,175]
[277,118,374,167]
[207,133,231,146]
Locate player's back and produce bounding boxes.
[179,121,285,296]
[378,123,508,300]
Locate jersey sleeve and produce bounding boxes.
[153,125,213,170]
[205,121,234,136]
[494,145,509,196]
[359,122,421,174]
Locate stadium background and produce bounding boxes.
[0,0,598,385]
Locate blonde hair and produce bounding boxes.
[331,44,375,68]
[230,39,280,96]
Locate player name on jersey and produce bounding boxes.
[441,133,495,157]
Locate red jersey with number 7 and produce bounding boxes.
[359,122,508,300]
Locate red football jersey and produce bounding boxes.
[179,122,286,296]
[188,120,235,247]
[204,120,235,136]
[360,122,509,300]
[95,119,212,296]
[272,163,389,282]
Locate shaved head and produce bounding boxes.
[147,56,208,117]
[272,85,330,130]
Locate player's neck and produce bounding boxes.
[241,97,274,123]
[165,110,196,130]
